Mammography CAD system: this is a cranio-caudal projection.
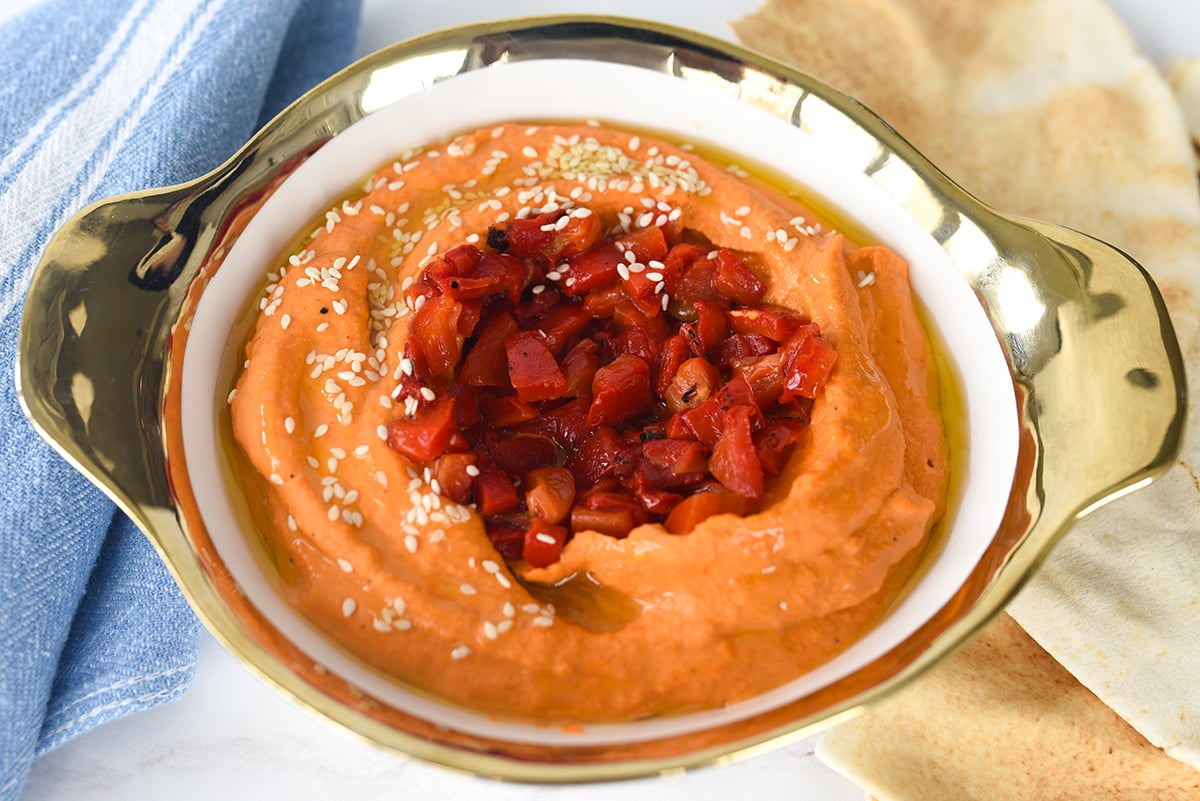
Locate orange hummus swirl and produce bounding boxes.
[229,123,947,721]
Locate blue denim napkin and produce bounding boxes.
[0,0,362,797]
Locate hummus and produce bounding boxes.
[229,123,947,721]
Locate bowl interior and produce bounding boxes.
[180,57,1018,745]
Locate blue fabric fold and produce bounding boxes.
[0,1,363,797]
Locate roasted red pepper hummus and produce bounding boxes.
[229,123,947,721]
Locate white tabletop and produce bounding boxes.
[18,1,1198,799]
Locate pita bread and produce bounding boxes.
[817,613,1200,800]
[733,0,1200,794]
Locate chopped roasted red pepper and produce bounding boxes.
[486,432,558,476]
[523,519,569,568]
[434,250,526,304]
[569,506,636,538]
[663,356,720,415]
[713,249,766,305]
[505,330,567,402]
[670,253,723,312]
[496,210,601,263]
[478,393,539,427]
[581,282,628,317]
[538,303,593,354]
[709,405,764,501]
[564,242,623,297]
[726,305,802,341]
[387,396,458,462]
[730,352,787,408]
[568,426,636,486]
[587,353,653,427]
[711,332,776,370]
[434,452,477,505]
[664,489,747,534]
[474,460,520,516]
[680,300,728,357]
[643,437,709,476]
[674,374,761,448]
[459,311,517,387]
[754,419,807,475]
[614,225,668,263]
[519,395,590,449]
[385,203,838,566]
[524,467,576,524]
[559,339,600,398]
[494,215,554,258]
[780,323,838,401]
[410,294,464,382]
[485,517,526,561]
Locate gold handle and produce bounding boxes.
[16,183,205,519]
[999,215,1185,522]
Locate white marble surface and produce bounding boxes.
[17,1,1198,799]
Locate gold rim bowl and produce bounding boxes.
[16,15,1186,782]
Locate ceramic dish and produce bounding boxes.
[16,16,1184,781]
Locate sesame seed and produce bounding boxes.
[269,473,284,486]
[460,583,477,596]
[342,598,356,617]
[535,532,557,545]
[419,386,436,402]
[451,646,471,660]
[483,622,498,640]
[465,464,481,478]
[337,558,353,572]
[405,534,418,553]
[327,505,339,522]
[533,616,554,628]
